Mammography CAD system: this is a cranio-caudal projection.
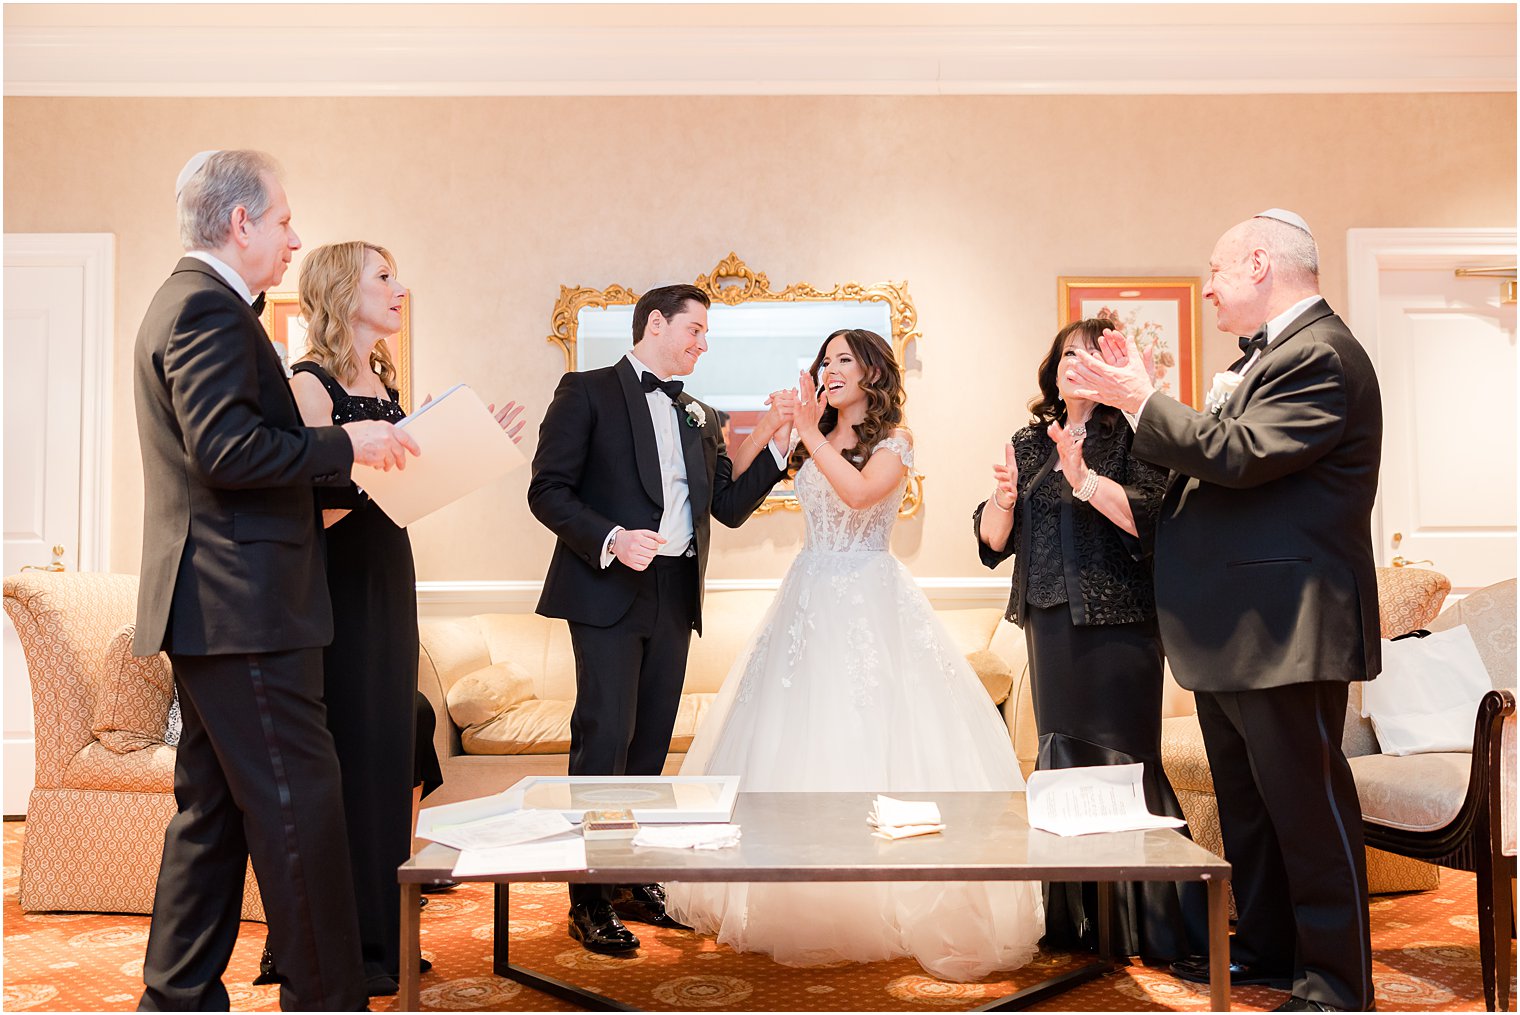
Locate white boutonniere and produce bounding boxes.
[1204,370,1245,416]
[684,401,707,428]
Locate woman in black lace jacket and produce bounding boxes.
[973,317,1205,963]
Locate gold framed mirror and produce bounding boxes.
[548,253,925,517]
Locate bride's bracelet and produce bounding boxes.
[1072,470,1101,502]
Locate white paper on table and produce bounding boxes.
[1026,763,1187,837]
[359,383,527,527]
[451,836,588,878]
[630,824,742,850]
[424,808,575,851]
[415,789,518,841]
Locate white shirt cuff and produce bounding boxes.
[767,439,787,468]
[600,526,622,569]
[1125,392,1157,431]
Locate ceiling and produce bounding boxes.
[5,3,1515,97]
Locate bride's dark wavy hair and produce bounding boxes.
[1027,316,1124,437]
[787,328,905,478]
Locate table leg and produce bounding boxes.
[1096,880,1116,961]
[493,882,634,1010]
[400,882,422,1012]
[1207,875,1231,1012]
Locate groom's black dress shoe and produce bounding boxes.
[611,883,691,930]
[1169,954,1293,989]
[1273,998,1360,1012]
[568,901,640,953]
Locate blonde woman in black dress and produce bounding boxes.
[284,241,522,995]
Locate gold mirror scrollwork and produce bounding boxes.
[548,253,925,517]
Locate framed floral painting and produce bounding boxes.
[260,292,413,411]
[1057,277,1203,410]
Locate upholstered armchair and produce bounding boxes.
[4,571,262,919]
[1354,579,1517,1011]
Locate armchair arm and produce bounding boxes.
[416,616,492,764]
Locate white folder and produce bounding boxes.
[357,384,526,527]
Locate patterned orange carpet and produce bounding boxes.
[2,819,1510,1011]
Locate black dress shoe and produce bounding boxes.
[1274,998,1357,1012]
[568,901,640,953]
[611,883,691,929]
[1170,953,1293,989]
[421,878,458,893]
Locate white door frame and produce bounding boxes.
[4,232,116,571]
[1345,226,1517,569]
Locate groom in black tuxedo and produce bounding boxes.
[1069,210,1380,1012]
[528,283,792,952]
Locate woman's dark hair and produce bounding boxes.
[632,284,710,345]
[788,328,904,477]
[1027,317,1124,436]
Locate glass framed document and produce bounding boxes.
[502,775,739,824]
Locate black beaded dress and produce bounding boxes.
[973,415,1207,963]
[290,361,435,993]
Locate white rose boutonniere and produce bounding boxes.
[1204,370,1246,416]
[684,402,707,428]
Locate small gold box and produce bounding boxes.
[582,808,639,840]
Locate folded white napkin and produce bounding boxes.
[867,795,945,840]
[630,824,742,850]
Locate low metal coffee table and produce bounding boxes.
[400,791,1231,1011]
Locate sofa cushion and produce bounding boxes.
[1376,567,1451,639]
[1350,751,1470,832]
[92,624,174,754]
[445,661,534,729]
[461,692,719,755]
[965,650,1012,705]
[63,740,176,793]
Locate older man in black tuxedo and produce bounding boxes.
[134,150,416,1011]
[1068,210,1381,1013]
[529,283,794,953]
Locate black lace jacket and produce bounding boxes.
[972,419,1168,627]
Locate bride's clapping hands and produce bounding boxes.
[795,369,826,445]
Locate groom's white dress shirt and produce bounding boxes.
[185,250,257,306]
[600,351,787,569]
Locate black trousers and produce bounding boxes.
[138,649,364,1012]
[1195,682,1374,1011]
[565,554,698,907]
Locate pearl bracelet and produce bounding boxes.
[1073,470,1101,502]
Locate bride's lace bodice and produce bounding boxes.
[793,435,914,552]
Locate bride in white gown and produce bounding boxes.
[666,328,1044,983]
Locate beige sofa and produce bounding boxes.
[4,571,262,919]
[417,590,1021,807]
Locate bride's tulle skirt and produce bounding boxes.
[666,549,1044,982]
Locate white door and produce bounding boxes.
[1349,228,1517,593]
[3,233,114,816]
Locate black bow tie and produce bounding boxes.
[1238,327,1268,356]
[640,371,684,401]
[250,292,266,316]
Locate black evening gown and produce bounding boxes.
[291,362,428,992]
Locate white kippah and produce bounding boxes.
[175,150,219,199]
[1255,207,1312,237]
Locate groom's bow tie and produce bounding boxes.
[250,292,267,316]
[1238,326,1268,356]
[640,372,684,401]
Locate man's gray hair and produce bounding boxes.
[177,150,282,252]
[1248,215,1319,284]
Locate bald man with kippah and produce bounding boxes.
[1066,210,1381,1012]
